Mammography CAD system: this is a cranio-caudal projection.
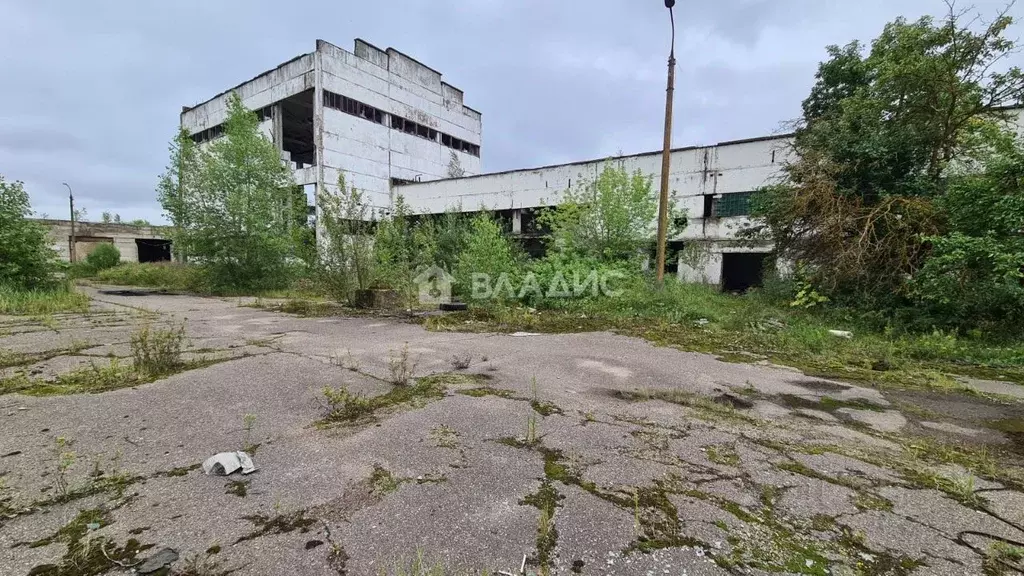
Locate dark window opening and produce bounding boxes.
[323,90,384,126]
[282,89,316,166]
[136,239,172,263]
[254,106,273,122]
[721,252,769,293]
[190,124,224,145]
[391,116,404,130]
[441,134,451,146]
[703,195,714,219]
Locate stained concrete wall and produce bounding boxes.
[395,134,788,284]
[317,39,482,211]
[39,220,170,263]
[180,39,482,214]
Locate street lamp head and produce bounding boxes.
[665,0,675,8]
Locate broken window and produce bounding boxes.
[391,116,404,130]
[441,134,451,147]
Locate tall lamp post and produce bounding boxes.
[655,0,676,286]
[63,182,76,263]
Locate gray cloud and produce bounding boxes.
[0,0,1020,222]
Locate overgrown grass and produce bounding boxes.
[0,284,90,315]
[90,262,325,299]
[425,279,1024,392]
[0,323,206,396]
[92,262,206,292]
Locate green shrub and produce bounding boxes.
[85,243,121,271]
[130,323,186,375]
[454,213,524,301]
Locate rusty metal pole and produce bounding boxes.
[655,0,676,287]
[63,182,76,263]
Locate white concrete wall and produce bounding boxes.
[316,39,482,211]
[397,135,790,241]
[181,55,315,132]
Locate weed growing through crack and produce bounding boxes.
[321,386,373,421]
[52,437,75,498]
[526,411,539,446]
[332,349,360,371]
[370,465,405,496]
[130,322,186,376]
[388,343,418,386]
[242,413,258,453]
[449,353,472,370]
[706,444,741,467]
[430,425,459,449]
[984,541,1024,574]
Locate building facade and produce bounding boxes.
[395,134,792,290]
[180,39,483,213]
[181,40,1024,290]
[40,220,171,264]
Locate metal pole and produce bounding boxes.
[63,182,76,263]
[655,1,676,286]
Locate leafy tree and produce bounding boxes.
[85,243,121,271]
[101,212,122,224]
[0,176,58,289]
[540,164,679,262]
[373,195,418,303]
[157,127,201,261]
[159,93,297,291]
[911,132,1024,330]
[749,6,1024,302]
[455,213,523,300]
[316,173,376,302]
[128,219,151,226]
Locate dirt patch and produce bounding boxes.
[788,379,852,393]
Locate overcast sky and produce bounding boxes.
[1,0,1020,223]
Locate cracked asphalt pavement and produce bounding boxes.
[1,288,1022,575]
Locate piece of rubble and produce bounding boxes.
[137,547,179,574]
[828,330,853,339]
[202,451,257,476]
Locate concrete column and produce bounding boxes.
[272,103,284,152]
[511,209,522,234]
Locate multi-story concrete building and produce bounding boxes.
[180,39,483,212]
[181,40,1024,290]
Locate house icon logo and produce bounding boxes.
[413,265,453,305]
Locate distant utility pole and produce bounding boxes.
[655,0,677,287]
[63,182,76,263]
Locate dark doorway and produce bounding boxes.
[721,252,768,292]
[136,239,172,263]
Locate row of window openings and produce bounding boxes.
[191,106,273,144]
[322,91,480,157]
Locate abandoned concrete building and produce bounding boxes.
[181,40,1024,290]
[40,220,171,263]
[180,39,482,214]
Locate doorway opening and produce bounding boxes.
[721,252,769,292]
